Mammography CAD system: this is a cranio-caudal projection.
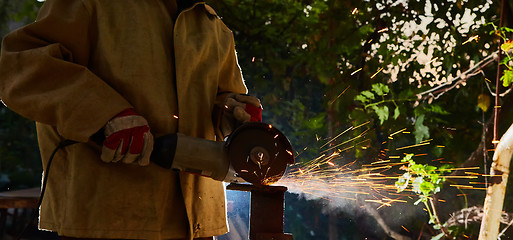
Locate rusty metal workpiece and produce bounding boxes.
[227,183,293,240]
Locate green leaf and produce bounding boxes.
[501,26,513,33]
[360,90,375,100]
[401,154,414,162]
[393,107,400,119]
[501,40,513,52]
[414,114,430,143]
[420,181,434,195]
[372,105,389,124]
[354,94,369,104]
[431,233,445,240]
[500,55,513,65]
[439,164,454,173]
[425,165,437,172]
[305,112,326,130]
[412,176,424,194]
[359,24,374,35]
[501,69,513,87]
[427,105,449,115]
[395,172,411,192]
[371,83,390,96]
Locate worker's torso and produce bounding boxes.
[34,0,245,238]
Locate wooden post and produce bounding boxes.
[479,123,513,240]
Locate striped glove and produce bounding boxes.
[101,108,154,166]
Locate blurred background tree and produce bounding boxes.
[0,0,43,192]
[2,0,513,239]
[210,0,513,238]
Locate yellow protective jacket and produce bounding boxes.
[0,0,247,239]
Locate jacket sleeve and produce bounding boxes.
[216,35,247,96]
[0,0,132,142]
[213,19,249,139]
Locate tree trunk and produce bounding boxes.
[327,94,338,240]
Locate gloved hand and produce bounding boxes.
[225,94,262,122]
[216,93,262,137]
[101,108,154,166]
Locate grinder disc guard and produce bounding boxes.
[225,122,294,186]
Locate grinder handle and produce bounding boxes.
[150,134,178,169]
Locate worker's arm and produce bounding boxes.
[212,30,263,138]
[0,0,131,142]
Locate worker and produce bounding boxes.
[0,0,261,239]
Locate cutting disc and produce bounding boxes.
[225,122,294,186]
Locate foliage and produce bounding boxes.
[0,106,40,191]
[0,0,42,191]
[354,82,402,124]
[0,0,42,37]
[396,154,452,232]
[211,0,508,238]
[213,0,509,238]
[497,26,513,87]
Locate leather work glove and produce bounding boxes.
[216,93,262,137]
[225,94,262,122]
[101,108,154,166]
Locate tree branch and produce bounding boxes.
[446,206,513,227]
[362,204,412,240]
[417,51,498,99]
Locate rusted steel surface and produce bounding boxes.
[227,183,293,240]
[489,169,504,185]
[226,183,287,193]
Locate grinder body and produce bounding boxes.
[150,122,294,186]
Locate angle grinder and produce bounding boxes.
[150,122,295,186]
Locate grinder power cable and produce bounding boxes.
[151,122,295,186]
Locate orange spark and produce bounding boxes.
[351,68,362,75]
[378,28,388,33]
[329,85,350,105]
[413,153,428,157]
[370,67,383,79]
[426,57,438,65]
[395,142,430,150]
[462,35,479,45]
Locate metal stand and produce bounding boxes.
[227,183,293,240]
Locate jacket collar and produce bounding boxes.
[179,1,219,19]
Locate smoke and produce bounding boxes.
[278,175,359,211]
[276,163,427,231]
